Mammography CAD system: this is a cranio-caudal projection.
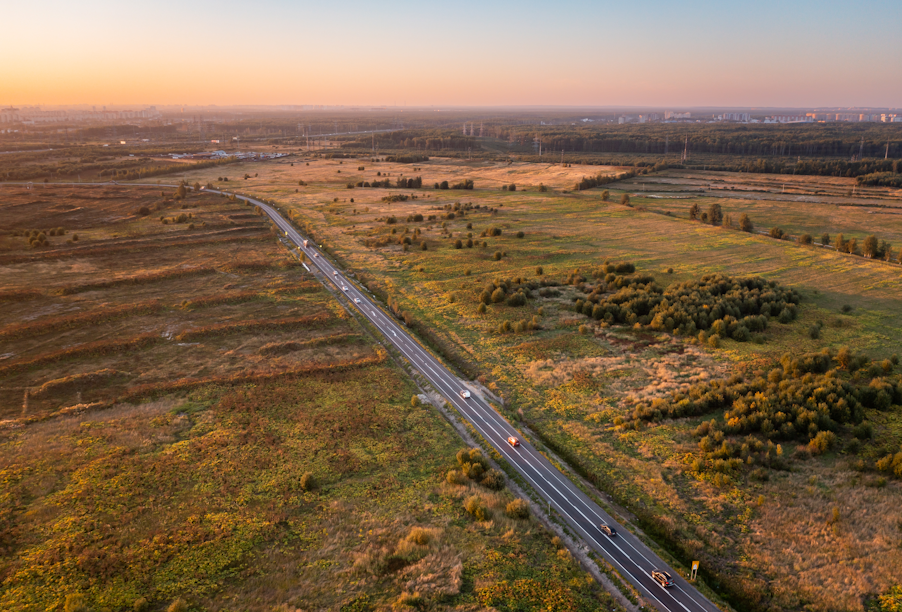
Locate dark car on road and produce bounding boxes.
[599,523,616,537]
[651,569,674,588]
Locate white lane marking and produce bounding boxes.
[387,346,697,612]
[673,586,712,612]
[246,197,698,612]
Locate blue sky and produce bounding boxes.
[2,0,900,106]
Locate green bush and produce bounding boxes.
[167,599,188,612]
[808,431,837,455]
[63,594,90,612]
[480,469,505,490]
[446,470,467,485]
[506,292,527,307]
[463,495,491,521]
[299,472,316,491]
[506,498,530,519]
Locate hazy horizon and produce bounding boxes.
[3,0,901,107]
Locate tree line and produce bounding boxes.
[500,123,902,159]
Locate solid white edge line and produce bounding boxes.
[242,193,707,612]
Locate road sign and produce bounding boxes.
[691,560,699,581]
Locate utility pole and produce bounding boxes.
[887,141,890,159]
[859,138,864,161]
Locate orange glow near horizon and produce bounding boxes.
[2,0,901,109]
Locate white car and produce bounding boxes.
[460,390,471,399]
[332,271,338,276]
[342,286,348,291]
[354,298,360,304]
[313,253,318,257]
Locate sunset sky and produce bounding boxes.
[3,0,901,108]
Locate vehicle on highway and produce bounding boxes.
[507,436,520,447]
[342,286,348,291]
[332,271,338,276]
[313,253,318,257]
[459,390,471,399]
[651,569,674,588]
[599,524,616,537]
[354,298,360,303]
[303,239,309,247]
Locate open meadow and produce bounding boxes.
[0,184,619,611]
[156,155,902,612]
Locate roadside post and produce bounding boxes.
[691,560,699,581]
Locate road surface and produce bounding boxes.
[226,190,723,612]
[0,181,723,612]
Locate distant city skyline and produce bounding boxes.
[3,0,901,107]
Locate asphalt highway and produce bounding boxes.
[3,181,721,612]
[228,191,723,612]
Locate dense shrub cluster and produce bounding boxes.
[161,212,193,225]
[573,268,798,341]
[477,277,560,308]
[628,348,901,459]
[857,171,902,187]
[384,154,429,163]
[446,448,505,491]
[496,317,540,334]
[575,170,638,191]
[395,176,423,188]
[505,499,530,519]
[380,194,410,203]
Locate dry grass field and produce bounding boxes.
[0,184,619,611]
[153,156,902,612]
[618,169,902,247]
